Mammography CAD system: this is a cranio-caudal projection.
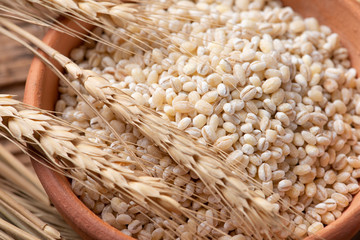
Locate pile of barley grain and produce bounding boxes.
[56,0,360,239]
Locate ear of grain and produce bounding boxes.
[0,0,208,58]
[0,95,230,238]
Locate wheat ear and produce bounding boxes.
[0,0,207,55]
[0,95,186,215]
[0,0,138,27]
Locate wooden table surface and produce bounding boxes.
[0,22,45,168]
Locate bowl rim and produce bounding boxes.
[23,1,360,239]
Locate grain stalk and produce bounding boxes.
[0,195,58,239]
[0,159,48,206]
[0,230,15,240]
[0,218,41,240]
[0,142,79,239]
[0,145,44,197]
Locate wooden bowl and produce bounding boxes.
[24,1,360,239]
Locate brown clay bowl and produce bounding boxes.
[24,1,360,239]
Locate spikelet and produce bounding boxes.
[0,95,186,220]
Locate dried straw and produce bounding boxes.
[0,144,79,239]
[0,218,41,240]
[0,230,15,240]
[0,145,42,194]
